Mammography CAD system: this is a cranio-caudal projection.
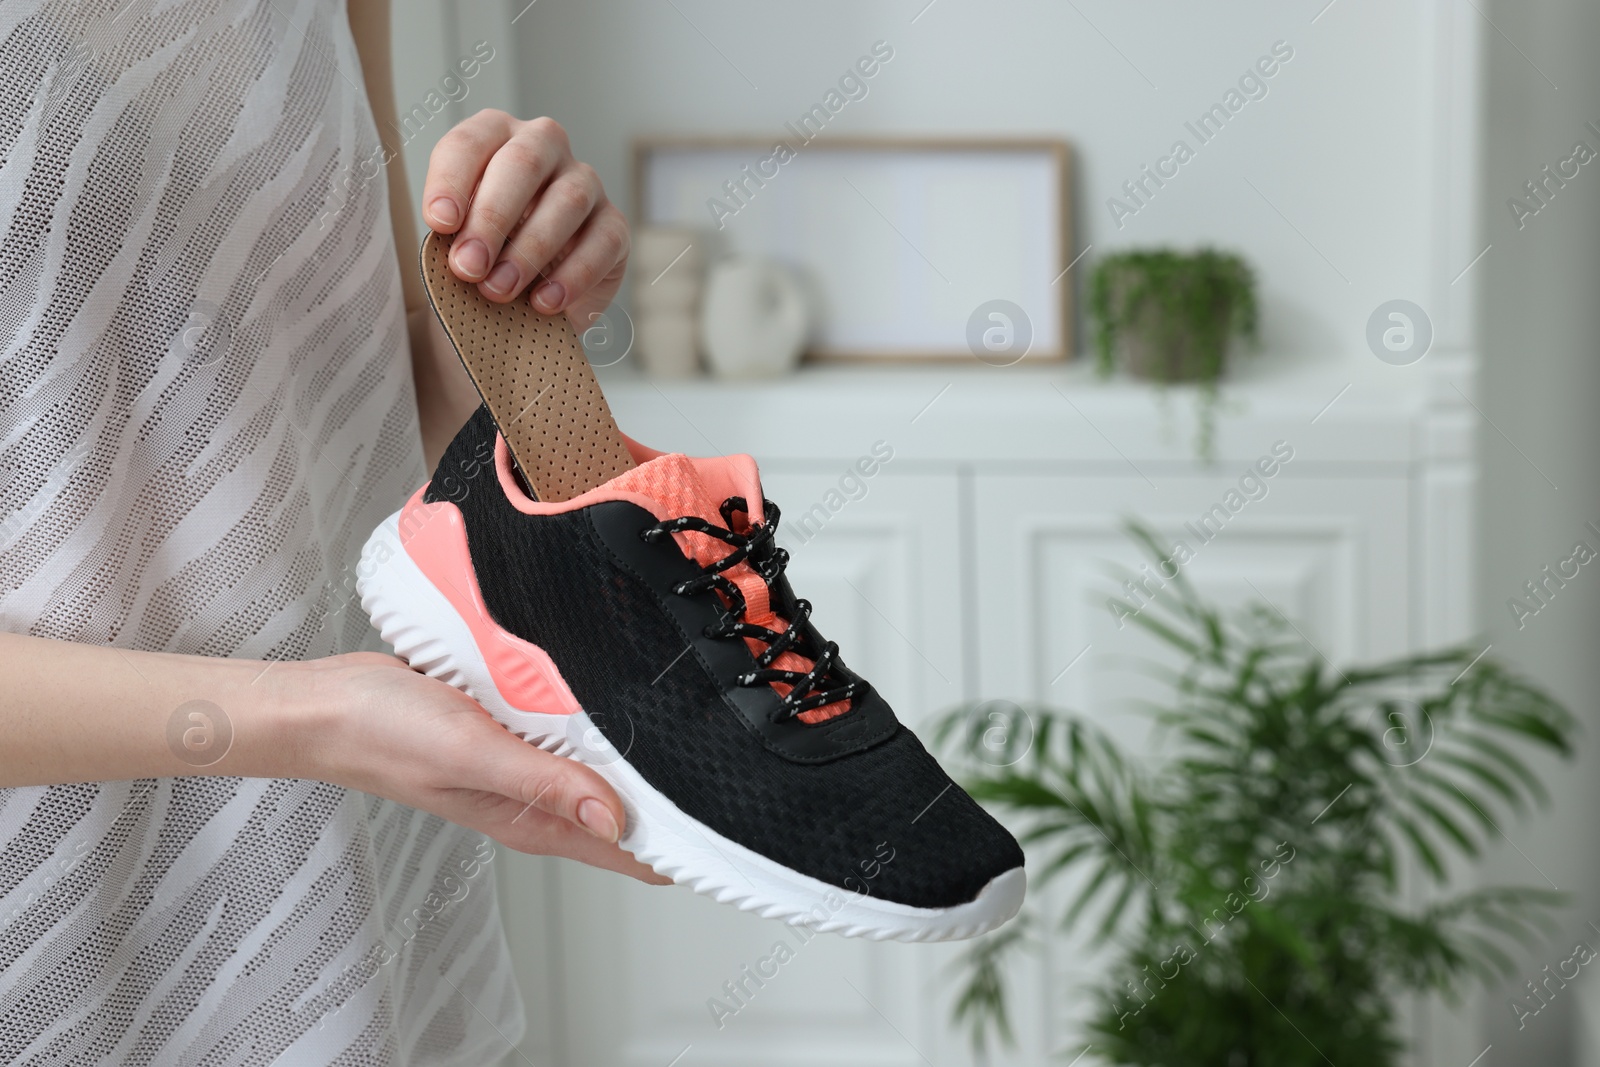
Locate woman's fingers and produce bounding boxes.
[422,108,515,241]
[482,163,601,303]
[425,110,518,279]
[530,200,629,316]
[422,110,628,309]
[454,796,670,884]
[467,723,626,842]
[458,124,571,294]
[318,654,668,883]
[430,735,672,884]
[424,110,587,293]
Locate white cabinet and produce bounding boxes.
[974,470,1413,702]
[496,357,1479,1067]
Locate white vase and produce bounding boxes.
[700,258,808,379]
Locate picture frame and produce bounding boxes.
[632,136,1074,363]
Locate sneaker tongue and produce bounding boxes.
[607,452,744,529]
[607,453,850,725]
[607,451,773,613]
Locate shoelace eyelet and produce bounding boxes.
[643,499,859,721]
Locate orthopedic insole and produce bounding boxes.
[419,231,635,501]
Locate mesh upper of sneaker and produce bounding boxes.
[421,407,1026,907]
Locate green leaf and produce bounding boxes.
[1429,752,1523,811]
[1405,791,1481,857]
[1098,875,1143,943]
[1477,709,1572,753]
[1062,861,1122,932]
[1122,608,1204,659]
[1453,732,1550,806]
[948,918,1032,1053]
[1392,815,1446,881]
[1410,768,1498,837]
[1034,840,1100,882]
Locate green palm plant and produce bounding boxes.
[935,523,1577,1066]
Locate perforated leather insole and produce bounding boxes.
[419,231,635,501]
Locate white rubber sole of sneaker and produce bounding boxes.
[355,511,1025,942]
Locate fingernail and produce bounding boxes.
[534,280,566,312]
[483,260,520,297]
[454,239,490,279]
[429,197,460,227]
[577,798,619,843]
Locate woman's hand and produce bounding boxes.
[1,629,666,884]
[289,652,668,884]
[422,110,629,332]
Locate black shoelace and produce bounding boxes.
[640,496,867,721]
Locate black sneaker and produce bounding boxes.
[356,407,1024,941]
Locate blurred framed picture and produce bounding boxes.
[633,136,1074,363]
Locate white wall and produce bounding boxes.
[388,0,523,245]
[1478,0,1600,1064]
[507,0,1472,366]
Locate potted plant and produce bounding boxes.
[935,523,1575,1066]
[1088,250,1258,460]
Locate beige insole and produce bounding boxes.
[419,231,635,501]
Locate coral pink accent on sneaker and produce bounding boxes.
[396,488,582,716]
[603,454,849,725]
[491,435,764,525]
[486,429,849,724]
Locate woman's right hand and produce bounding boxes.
[1,633,666,881]
[287,652,670,884]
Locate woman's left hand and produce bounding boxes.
[421,109,628,331]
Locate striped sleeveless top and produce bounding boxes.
[0,1,525,1063]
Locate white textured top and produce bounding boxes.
[0,1,524,1063]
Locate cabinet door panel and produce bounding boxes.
[976,472,1410,701]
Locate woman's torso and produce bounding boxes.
[0,3,523,1063]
